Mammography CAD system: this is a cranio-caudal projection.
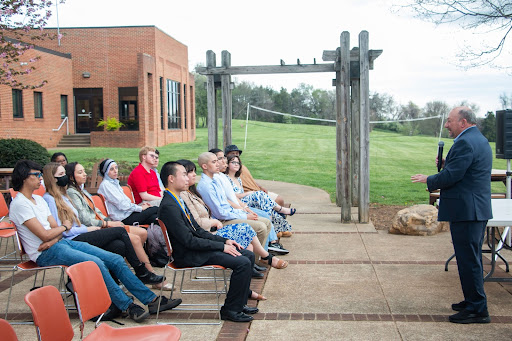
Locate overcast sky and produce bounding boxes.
[46,0,511,116]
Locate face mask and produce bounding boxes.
[56,175,69,187]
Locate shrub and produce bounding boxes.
[97,117,124,131]
[0,138,51,167]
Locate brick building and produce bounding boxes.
[0,26,195,148]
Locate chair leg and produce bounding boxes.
[4,266,16,319]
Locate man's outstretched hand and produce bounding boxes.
[411,174,428,183]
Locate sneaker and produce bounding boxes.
[127,303,150,323]
[148,296,182,314]
[268,242,289,255]
[449,309,490,324]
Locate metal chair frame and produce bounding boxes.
[155,219,228,325]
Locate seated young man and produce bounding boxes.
[128,146,162,205]
[157,161,258,322]
[9,160,181,323]
[224,144,288,208]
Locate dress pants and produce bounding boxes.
[450,220,488,313]
[203,248,254,312]
[72,226,142,269]
[122,206,159,225]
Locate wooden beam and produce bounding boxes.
[351,78,360,207]
[206,50,217,150]
[337,31,352,223]
[322,49,382,70]
[221,50,232,149]
[196,63,334,75]
[359,31,370,223]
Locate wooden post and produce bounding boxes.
[351,78,360,207]
[221,51,232,149]
[336,31,351,222]
[206,50,218,150]
[359,31,370,223]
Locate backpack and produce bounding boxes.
[146,223,171,268]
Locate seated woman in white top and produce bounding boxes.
[98,159,158,226]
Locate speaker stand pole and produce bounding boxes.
[507,159,511,246]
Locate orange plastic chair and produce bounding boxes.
[5,232,68,322]
[0,193,17,261]
[66,261,181,340]
[24,286,74,341]
[155,219,227,325]
[0,317,19,341]
[91,195,108,217]
[9,186,45,199]
[122,185,136,203]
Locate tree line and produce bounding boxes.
[194,72,505,142]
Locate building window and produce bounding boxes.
[167,79,181,129]
[60,95,68,119]
[12,89,23,118]
[119,87,138,130]
[34,92,43,118]
[183,84,187,129]
[160,77,164,130]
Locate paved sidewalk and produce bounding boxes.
[3,180,512,340]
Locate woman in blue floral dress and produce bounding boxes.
[225,155,295,236]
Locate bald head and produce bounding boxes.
[445,106,476,138]
[198,152,216,167]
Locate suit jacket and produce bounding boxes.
[158,192,227,268]
[427,127,492,222]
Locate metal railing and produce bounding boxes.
[52,117,69,135]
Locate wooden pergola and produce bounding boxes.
[196,31,382,223]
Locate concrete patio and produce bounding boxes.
[2,180,512,340]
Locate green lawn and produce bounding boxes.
[60,120,508,205]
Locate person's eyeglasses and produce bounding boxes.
[29,172,43,178]
[147,154,159,159]
[230,161,240,165]
[217,157,227,161]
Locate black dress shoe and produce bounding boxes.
[252,268,264,278]
[220,310,254,322]
[449,309,490,324]
[451,300,467,312]
[137,272,165,285]
[242,305,259,314]
[254,264,267,272]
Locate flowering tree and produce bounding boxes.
[0,0,63,89]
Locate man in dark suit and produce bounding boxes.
[157,161,257,322]
[412,106,492,324]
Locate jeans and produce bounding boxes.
[36,239,156,311]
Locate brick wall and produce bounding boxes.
[0,48,73,148]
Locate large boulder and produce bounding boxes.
[389,204,449,236]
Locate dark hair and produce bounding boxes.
[98,159,115,177]
[65,162,81,192]
[12,159,43,191]
[209,148,222,154]
[50,152,68,163]
[160,161,181,187]
[226,155,242,177]
[176,159,201,198]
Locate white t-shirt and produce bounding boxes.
[9,193,52,262]
[214,173,239,205]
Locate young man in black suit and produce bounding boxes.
[412,106,492,324]
[157,161,258,322]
